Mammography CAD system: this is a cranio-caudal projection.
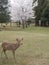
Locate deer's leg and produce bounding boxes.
[1,49,3,58]
[3,50,8,59]
[13,51,16,63]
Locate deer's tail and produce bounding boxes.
[0,42,2,46]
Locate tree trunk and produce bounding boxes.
[41,21,44,26]
[48,21,49,26]
[44,21,46,26]
[18,21,21,27]
[22,21,25,29]
[35,21,39,26]
[25,22,28,28]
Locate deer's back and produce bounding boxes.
[2,42,18,50]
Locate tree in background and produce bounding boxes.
[0,0,11,24]
[9,0,33,29]
[41,2,49,26]
[33,0,49,26]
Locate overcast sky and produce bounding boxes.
[9,0,35,22]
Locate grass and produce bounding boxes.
[0,26,49,65]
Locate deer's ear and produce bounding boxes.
[16,38,18,41]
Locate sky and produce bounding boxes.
[8,0,35,22]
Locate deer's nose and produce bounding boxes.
[21,43,23,45]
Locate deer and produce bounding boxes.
[1,38,23,63]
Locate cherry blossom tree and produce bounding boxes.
[9,0,33,28]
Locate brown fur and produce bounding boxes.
[1,38,23,63]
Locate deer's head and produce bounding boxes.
[16,38,23,45]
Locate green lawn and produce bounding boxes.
[0,26,49,65]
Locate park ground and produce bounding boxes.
[0,26,49,65]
